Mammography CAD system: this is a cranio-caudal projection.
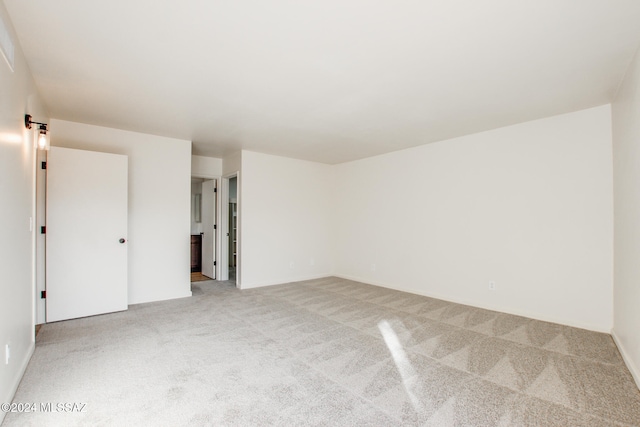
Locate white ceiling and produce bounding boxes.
[5,1,640,164]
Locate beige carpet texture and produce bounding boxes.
[4,277,640,426]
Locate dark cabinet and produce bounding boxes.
[191,234,202,272]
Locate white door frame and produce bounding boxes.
[220,172,240,287]
[35,150,47,325]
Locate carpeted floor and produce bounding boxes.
[4,277,640,426]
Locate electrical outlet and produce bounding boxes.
[310,258,315,266]
[371,263,377,272]
[5,344,10,364]
[489,281,496,291]
[289,261,295,269]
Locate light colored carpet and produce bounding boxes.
[4,277,640,426]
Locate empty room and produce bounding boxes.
[2,0,640,425]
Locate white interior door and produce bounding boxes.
[201,179,216,279]
[46,146,128,322]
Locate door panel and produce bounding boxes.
[46,147,128,322]
[201,180,216,279]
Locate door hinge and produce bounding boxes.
[41,291,46,299]
[41,161,47,170]
[214,224,217,230]
[40,226,46,234]
[214,261,216,266]
[214,188,217,193]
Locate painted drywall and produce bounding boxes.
[0,3,47,420]
[612,46,640,386]
[333,106,614,332]
[50,119,192,305]
[223,151,241,176]
[240,150,333,288]
[192,155,222,178]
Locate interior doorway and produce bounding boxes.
[220,173,239,286]
[190,177,217,281]
[228,176,237,282]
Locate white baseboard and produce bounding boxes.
[0,341,35,425]
[129,291,192,306]
[239,273,333,290]
[611,329,640,390]
[332,274,611,333]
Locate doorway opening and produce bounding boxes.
[220,172,239,286]
[228,176,237,282]
[190,177,217,282]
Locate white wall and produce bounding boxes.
[333,106,614,332]
[192,155,222,178]
[50,120,192,304]
[612,46,640,386]
[0,3,47,420]
[223,151,241,176]
[240,150,333,288]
